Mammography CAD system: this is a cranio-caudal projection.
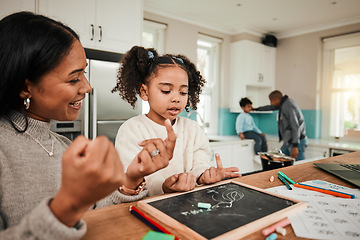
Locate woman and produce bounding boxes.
[0,12,176,239]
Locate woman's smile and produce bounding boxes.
[69,99,83,111]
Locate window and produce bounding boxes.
[142,19,167,114]
[322,33,360,140]
[142,19,166,54]
[196,34,222,135]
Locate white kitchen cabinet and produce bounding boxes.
[231,40,275,87]
[210,144,232,168]
[231,141,259,174]
[210,140,260,174]
[305,145,329,160]
[267,138,282,152]
[38,0,142,53]
[229,40,276,112]
[0,0,35,19]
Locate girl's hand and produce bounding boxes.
[51,135,124,227]
[125,119,177,189]
[197,154,241,185]
[162,172,196,193]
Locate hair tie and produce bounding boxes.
[173,56,184,64]
[148,51,154,59]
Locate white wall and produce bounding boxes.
[276,23,360,110]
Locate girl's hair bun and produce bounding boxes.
[134,47,157,77]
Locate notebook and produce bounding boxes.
[314,163,360,188]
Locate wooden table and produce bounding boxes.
[82,152,360,240]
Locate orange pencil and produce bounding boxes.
[294,183,355,199]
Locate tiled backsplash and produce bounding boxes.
[218,108,321,139]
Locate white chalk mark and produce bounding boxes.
[180,186,245,216]
[212,188,244,209]
[181,208,211,216]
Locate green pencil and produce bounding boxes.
[278,171,296,185]
[278,174,292,190]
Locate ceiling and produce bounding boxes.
[144,0,360,38]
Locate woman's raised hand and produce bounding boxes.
[50,135,125,227]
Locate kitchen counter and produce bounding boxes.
[305,138,360,152]
[207,134,253,146]
[208,134,360,152]
[266,135,360,152]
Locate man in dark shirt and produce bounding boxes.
[254,90,307,160]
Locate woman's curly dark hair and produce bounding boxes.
[112,46,206,111]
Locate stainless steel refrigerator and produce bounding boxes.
[51,55,142,143]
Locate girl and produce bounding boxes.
[113,46,240,196]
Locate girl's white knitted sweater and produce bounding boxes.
[115,115,212,196]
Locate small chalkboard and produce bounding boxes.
[137,180,306,240]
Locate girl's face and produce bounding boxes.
[22,40,91,122]
[141,66,188,125]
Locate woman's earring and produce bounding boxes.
[24,97,30,110]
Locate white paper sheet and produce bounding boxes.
[267,180,360,240]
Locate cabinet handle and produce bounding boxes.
[241,144,249,147]
[90,24,94,41]
[258,73,264,82]
[98,26,102,42]
[211,150,215,161]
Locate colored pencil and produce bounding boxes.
[277,171,295,185]
[294,183,355,199]
[129,206,179,240]
[278,174,292,190]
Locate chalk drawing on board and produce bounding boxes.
[210,187,244,209]
[180,186,245,216]
[207,186,245,207]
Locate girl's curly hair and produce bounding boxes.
[111,46,206,111]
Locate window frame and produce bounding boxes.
[142,19,167,54]
[321,32,360,141]
[196,33,222,135]
[141,19,167,114]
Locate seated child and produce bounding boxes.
[112,46,240,196]
[236,97,268,156]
